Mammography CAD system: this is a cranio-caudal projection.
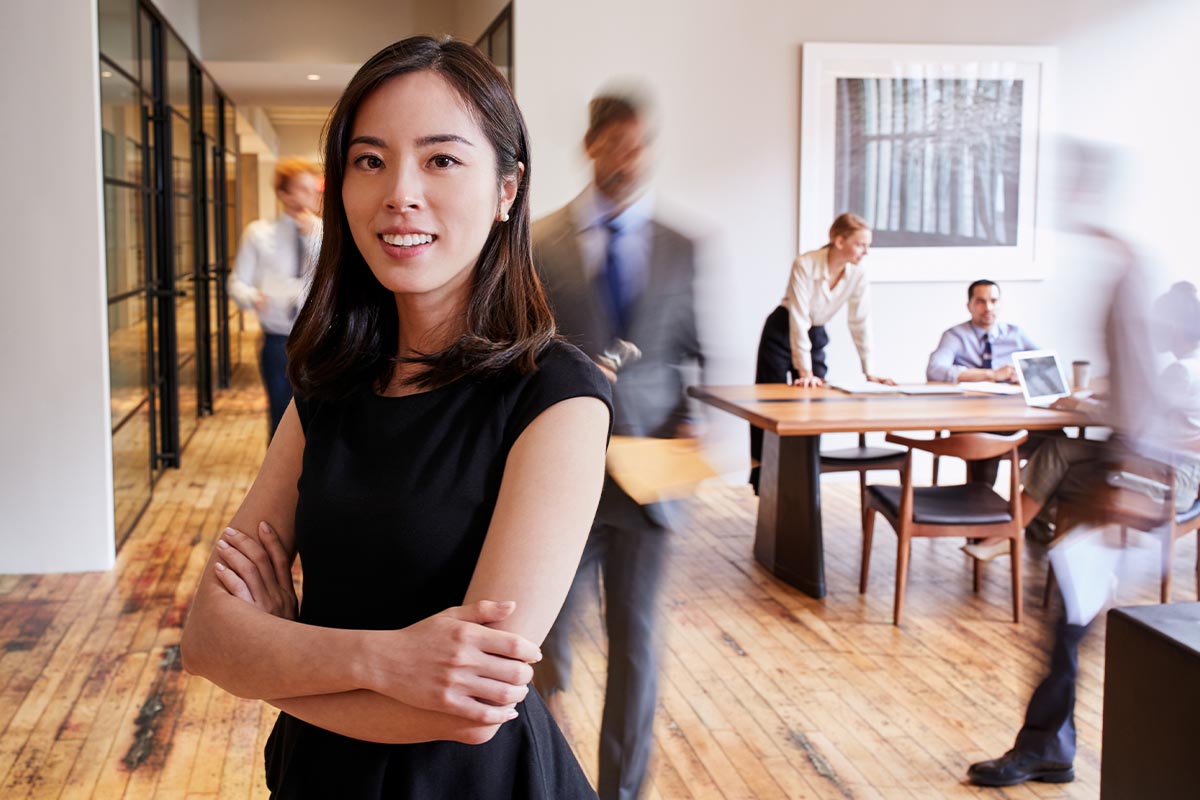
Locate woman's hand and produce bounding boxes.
[792,373,825,388]
[360,601,541,724]
[213,522,299,620]
[865,374,897,386]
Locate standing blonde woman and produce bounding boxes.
[749,212,892,491]
[181,37,610,798]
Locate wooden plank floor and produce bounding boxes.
[1,363,1194,798]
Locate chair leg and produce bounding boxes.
[859,471,868,535]
[1043,565,1057,609]
[860,506,876,594]
[972,557,982,593]
[932,454,940,486]
[1161,524,1176,604]
[894,532,911,626]
[1195,531,1200,600]
[1011,534,1023,623]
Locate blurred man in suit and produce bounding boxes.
[531,91,702,800]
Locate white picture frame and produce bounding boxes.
[799,43,1056,283]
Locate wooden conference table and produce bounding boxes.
[687,384,1089,599]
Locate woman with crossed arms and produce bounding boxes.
[181,37,610,798]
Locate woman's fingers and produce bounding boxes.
[216,532,269,603]
[447,696,520,725]
[463,676,530,708]
[221,528,279,597]
[257,521,295,592]
[475,627,541,665]
[214,562,254,603]
[444,603,541,664]
[470,648,536,687]
[447,599,516,626]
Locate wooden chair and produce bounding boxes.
[820,433,907,533]
[862,431,1027,625]
[1045,462,1200,606]
[1161,497,1200,602]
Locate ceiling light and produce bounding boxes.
[101,70,113,78]
[306,74,321,81]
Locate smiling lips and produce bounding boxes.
[381,232,436,247]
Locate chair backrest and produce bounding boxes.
[885,431,1027,462]
[1061,454,1178,530]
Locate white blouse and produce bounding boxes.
[781,246,873,375]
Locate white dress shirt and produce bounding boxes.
[569,184,653,303]
[781,247,872,375]
[229,215,321,335]
[925,320,1039,382]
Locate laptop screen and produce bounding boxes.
[1013,351,1069,401]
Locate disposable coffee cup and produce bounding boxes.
[1071,360,1091,391]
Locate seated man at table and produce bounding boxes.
[927,279,1043,490]
[926,279,1039,384]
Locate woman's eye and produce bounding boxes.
[430,155,458,169]
[354,154,383,170]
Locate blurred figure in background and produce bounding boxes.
[967,141,1200,788]
[230,157,323,438]
[532,90,703,800]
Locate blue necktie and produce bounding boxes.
[603,220,628,336]
[981,332,993,369]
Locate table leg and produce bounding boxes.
[755,431,824,598]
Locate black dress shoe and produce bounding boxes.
[967,749,1074,787]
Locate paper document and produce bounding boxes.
[1047,525,1123,626]
[957,381,1025,395]
[606,436,716,505]
[829,381,901,394]
[899,385,966,395]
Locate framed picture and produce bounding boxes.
[800,43,1056,282]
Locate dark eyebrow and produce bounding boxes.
[348,134,475,149]
[415,134,475,148]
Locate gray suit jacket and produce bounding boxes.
[532,196,703,442]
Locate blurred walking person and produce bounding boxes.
[230,157,322,438]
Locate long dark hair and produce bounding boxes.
[287,36,554,398]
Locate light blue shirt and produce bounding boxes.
[570,184,653,310]
[926,320,1038,382]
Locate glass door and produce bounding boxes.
[99,0,154,543]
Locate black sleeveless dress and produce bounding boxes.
[264,340,611,799]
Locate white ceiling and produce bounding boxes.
[196,0,508,144]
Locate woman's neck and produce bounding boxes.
[825,246,848,276]
[390,292,466,381]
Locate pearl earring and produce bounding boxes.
[500,211,510,222]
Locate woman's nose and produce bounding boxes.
[384,163,423,211]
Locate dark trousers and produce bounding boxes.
[1014,615,1089,763]
[749,306,827,493]
[534,476,670,800]
[260,333,292,440]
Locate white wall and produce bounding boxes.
[153,0,202,56]
[454,0,511,42]
[515,0,1200,467]
[275,123,326,165]
[0,0,115,572]
[198,0,455,62]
